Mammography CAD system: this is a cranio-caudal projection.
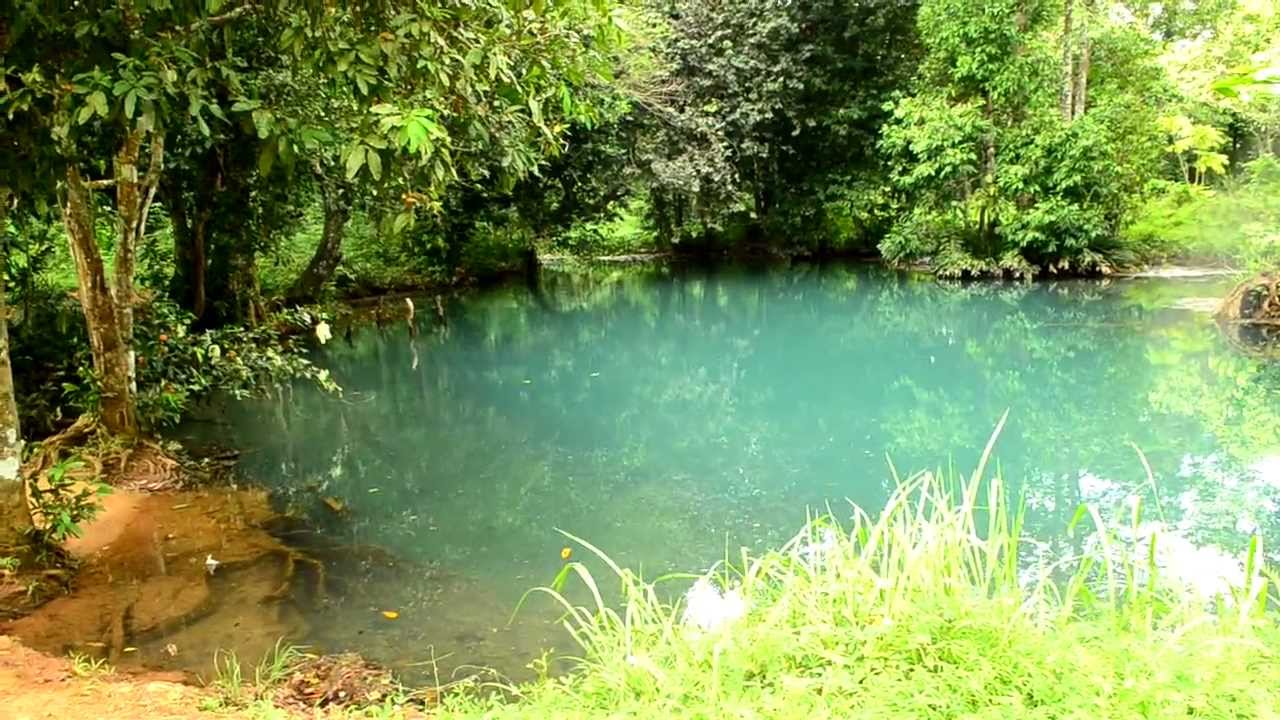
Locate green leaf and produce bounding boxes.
[392,210,413,234]
[124,90,138,119]
[89,90,108,117]
[345,146,366,180]
[560,84,572,116]
[76,104,95,125]
[366,149,382,180]
[258,142,277,177]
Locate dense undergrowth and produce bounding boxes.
[432,465,1280,719]
[1128,155,1280,272]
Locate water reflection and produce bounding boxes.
[178,263,1279,677]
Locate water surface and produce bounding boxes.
[182,263,1280,679]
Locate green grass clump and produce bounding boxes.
[440,455,1280,718]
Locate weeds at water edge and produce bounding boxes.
[438,425,1280,718]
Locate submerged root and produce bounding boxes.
[264,547,328,602]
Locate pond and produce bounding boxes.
[179,262,1280,682]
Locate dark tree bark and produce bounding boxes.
[288,177,351,303]
[163,169,212,321]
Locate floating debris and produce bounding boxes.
[381,610,400,620]
[204,554,220,575]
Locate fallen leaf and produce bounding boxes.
[381,610,400,620]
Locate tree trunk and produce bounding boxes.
[288,179,351,303]
[0,196,31,551]
[1072,4,1092,121]
[164,178,209,320]
[113,129,153,396]
[63,166,138,436]
[1061,0,1075,120]
[61,129,161,436]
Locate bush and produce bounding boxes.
[133,299,339,428]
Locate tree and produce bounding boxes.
[1,3,260,435]
[626,0,919,249]
[0,189,30,551]
[878,0,1163,276]
[261,0,618,303]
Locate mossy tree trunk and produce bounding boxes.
[60,129,163,437]
[0,193,31,550]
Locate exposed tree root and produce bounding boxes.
[1217,272,1280,356]
[22,416,188,493]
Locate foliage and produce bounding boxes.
[26,456,110,545]
[133,300,339,428]
[629,0,919,250]
[877,0,1164,276]
[68,652,114,678]
[439,470,1280,718]
[1158,114,1230,184]
[1127,155,1280,269]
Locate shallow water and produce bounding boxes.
[177,263,1280,680]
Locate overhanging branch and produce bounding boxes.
[185,3,256,33]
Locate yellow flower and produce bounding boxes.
[560,547,572,561]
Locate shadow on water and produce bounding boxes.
[154,261,1280,680]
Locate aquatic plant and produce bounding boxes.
[440,459,1280,717]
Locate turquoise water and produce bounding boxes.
[185,263,1280,679]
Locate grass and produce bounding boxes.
[431,444,1280,718]
[201,640,306,711]
[68,652,114,678]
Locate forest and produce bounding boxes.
[2,0,1280,717]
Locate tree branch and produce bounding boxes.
[186,3,256,33]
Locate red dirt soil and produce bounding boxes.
[0,634,215,719]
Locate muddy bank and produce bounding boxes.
[0,635,213,720]
[0,487,316,677]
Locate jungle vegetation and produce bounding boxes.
[0,0,1277,574]
[1,4,1279,717]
